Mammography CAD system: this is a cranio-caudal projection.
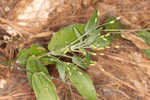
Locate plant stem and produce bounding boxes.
[102,28,150,32]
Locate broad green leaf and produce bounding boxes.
[111,33,122,39]
[85,10,99,33]
[84,28,102,46]
[104,16,122,41]
[137,30,150,58]
[73,25,82,42]
[29,44,47,56]
[92,35,112,48]
[92,32,122,49]
[143,49,150,59]
[17,48,30,66]
[137,30,150,45]
[48,24,85,52]
[32,72,58,100]
[105,16,123,29]
[84,51,91,65]
[56,61,66,82]
[72,55,88,69]
[17,45,47,66]
[66,64,97,100]
[40,57,56,65]
[26,56,49,86]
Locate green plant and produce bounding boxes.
[17,10,123,100]
[137,30,150,59]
